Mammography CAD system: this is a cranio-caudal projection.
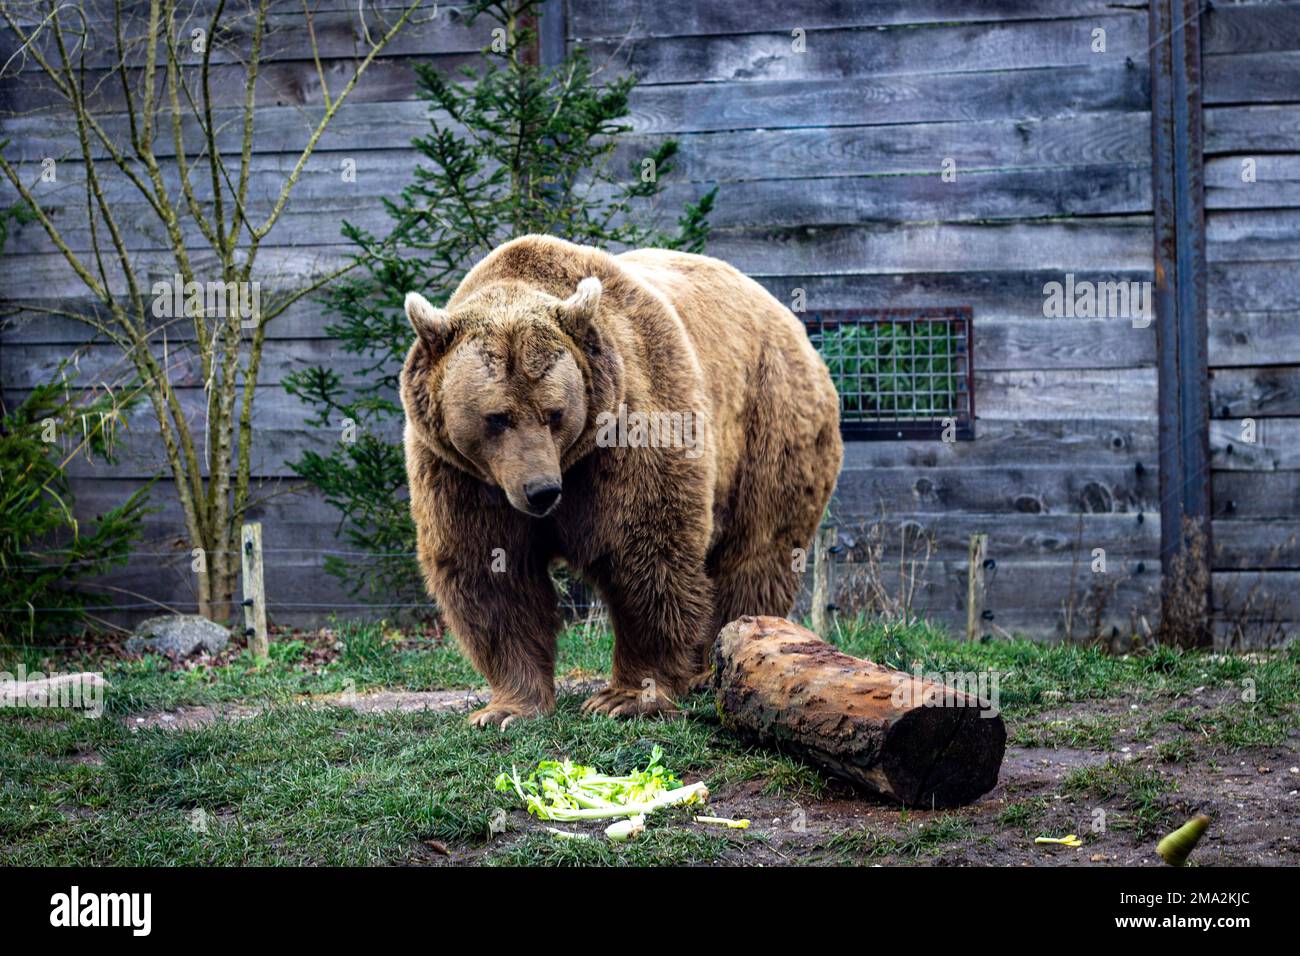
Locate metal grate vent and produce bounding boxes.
[802,307,974,440]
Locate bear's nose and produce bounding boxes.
[523,478,562,514]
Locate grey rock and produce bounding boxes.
[126,614,230,657]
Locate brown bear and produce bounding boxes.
[401,234,842,727]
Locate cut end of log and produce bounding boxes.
[712,616,1007,809]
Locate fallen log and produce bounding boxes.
[711,616,1006,808]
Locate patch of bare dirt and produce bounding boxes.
[127,678,608,729]
[321,688,489,714]
[129,702,264,730]
[63,747,104,766]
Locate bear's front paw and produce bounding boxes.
[467,700,548,730]
[580,685,681,719]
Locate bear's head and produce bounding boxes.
[400,276,618,517]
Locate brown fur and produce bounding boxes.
[400,235,842,726]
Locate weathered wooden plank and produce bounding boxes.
[42,430,390,483]
[4,191,395,257]
[1206,208,1300,263]
[0,63,1151,158]
[1211,621,1297,649]
[1207,155,1300,209]
[969,368,1157,421]
[857,602,1155,643]
[843,557,1159,628]
[0,245,348,299]
[0,147,420,207]
[1,53,471,113]
[1,336,389,389]
[2,383,400,479]
[974,318,1155,371]
[1,292,346,343]
[3,116,1151,201]
[1209,314,1300,369]
[702,163,1150,224]
[1210,366,1300,418]
[69,548,1159,634]
[0,99,442,162]
[3,0,413,27]
[706,220,1154,277]
[1208,261,1300,312]
[53,512,1164,636]
[1210,416,1300,470]
[1206,105,1300,153]
[831,511,1159,562]
[1213,571,1300,620]
[1213,470,1300,518]
[834,463,1156,517]
[758,270,1156,321]
[1203,2,1300,56]
[611,113,1151,183]
[579,15,1149,87]
[621,64,1149,134]
[1204,51,1300,105]
[77,562,1162,636]
[841,418,1157,470]
[0,220,1155,294]
[4,171,1152,258]
[1213,519,1300,569]
[67,476,394,543]
[0,4,487,73]
[57,558,403,622]
[571,0,1142,39]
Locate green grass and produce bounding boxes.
[820,815,974,862]
[826,615,1300,729]
[0,691,807,866]
[1062,760,1179,839]
[1,615,1295,865]
[1011,715,1124,750]
[995,797,1052,836]
[485,823,740,867]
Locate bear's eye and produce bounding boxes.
[484,413,511,434]
[546,409,564,429]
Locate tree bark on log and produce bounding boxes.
[712,616,1006,808]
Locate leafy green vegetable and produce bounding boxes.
[494,745,708,822]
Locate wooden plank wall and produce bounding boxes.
[573,1,1162,641]
[1203,0,1300,645]
[0,1,487,624]
[8,0,1284,643]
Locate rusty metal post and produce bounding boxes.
[1150,0,1211,643]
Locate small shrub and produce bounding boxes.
[0,374,149,643]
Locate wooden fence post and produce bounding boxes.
[812,524,837,639]
[966,533,988,642]
[241,522,269,661]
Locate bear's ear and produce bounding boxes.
[556,277,602,342]
[405,291,458,354]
